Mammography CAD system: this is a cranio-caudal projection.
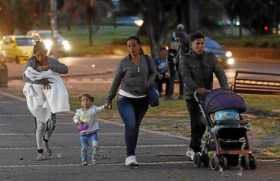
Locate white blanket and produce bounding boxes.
[23,67,70,123]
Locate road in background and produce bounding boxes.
[6,56,280,80]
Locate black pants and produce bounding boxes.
[186,99,206,153]
[156,76,170,96]
[177,72,183,98]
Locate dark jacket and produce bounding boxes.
[179,51,229,100]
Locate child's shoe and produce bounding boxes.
[81,161,88,166]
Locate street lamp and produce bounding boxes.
[134,19,144,27]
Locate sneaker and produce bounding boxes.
[186,148,195,161]
[193,152,201,167]
[36,153,46,161]
[81,161,88,166]
[125,155,138,166]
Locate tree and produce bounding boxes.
[120,0,178,57]
[62,0,112,46]
[119,0,224,57]
[224,0,276,35]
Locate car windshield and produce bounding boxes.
[205,37,222,49]
[16,38,34,46]
[38,32,52,39]
[37,31,64,42]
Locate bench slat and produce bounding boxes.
[232,71,280,95]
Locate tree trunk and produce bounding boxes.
[86,7,93,46]
[145,0,166,58]
[179,0,189,33]
[188,0,200,32]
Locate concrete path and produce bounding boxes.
[0,91,280,181]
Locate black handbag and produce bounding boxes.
[148,86,159,107]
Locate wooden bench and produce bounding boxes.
[232,71,280,95]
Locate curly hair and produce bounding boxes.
[79,94,94,103]
[33,41,47,55]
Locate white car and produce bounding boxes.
[26,30,71,55]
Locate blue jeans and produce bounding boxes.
[80,132,98,162]
[117,95,149,156]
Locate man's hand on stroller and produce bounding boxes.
[196,88,209,96]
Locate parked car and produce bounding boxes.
[0,35,34,64]
[170,36,234,68]
[204,37,234,68]
[115,16,144,26]
[26,30,71,55]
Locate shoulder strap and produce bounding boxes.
[144,54,152,74]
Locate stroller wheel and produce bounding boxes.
[241,155,249,169]
[209,154,219,170]
[248,154,257,169]
[193,153,201,168]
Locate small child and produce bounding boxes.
[73,94,107,166]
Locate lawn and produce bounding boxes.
[60,25,139,56]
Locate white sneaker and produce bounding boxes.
[125,155,138,166]
[81,161,88,166]
[186,148,195,161]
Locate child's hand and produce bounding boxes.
[104,103,112,110]
[76,122,88,131]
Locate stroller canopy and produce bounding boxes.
[204,88,246,114]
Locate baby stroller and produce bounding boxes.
[193,88,257,171]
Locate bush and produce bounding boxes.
[243,41,255,47]
[259,40,270,48]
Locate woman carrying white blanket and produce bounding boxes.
[23,41,69,160]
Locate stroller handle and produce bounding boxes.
[193,91,199,103]
[193,89,210,103]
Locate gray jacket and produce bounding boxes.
[179,51,229,100]
[23,56,68,84]
[107,55,156,103]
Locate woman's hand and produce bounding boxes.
[39,78,52,89]
[105,101,112,110]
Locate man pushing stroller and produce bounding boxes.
[179,31,229,161]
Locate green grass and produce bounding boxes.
[60,25,138,56]
[242,94,280,112]
[59,25,280,57]
[263,145,280,158]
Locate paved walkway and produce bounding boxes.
[0,91,280,181]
